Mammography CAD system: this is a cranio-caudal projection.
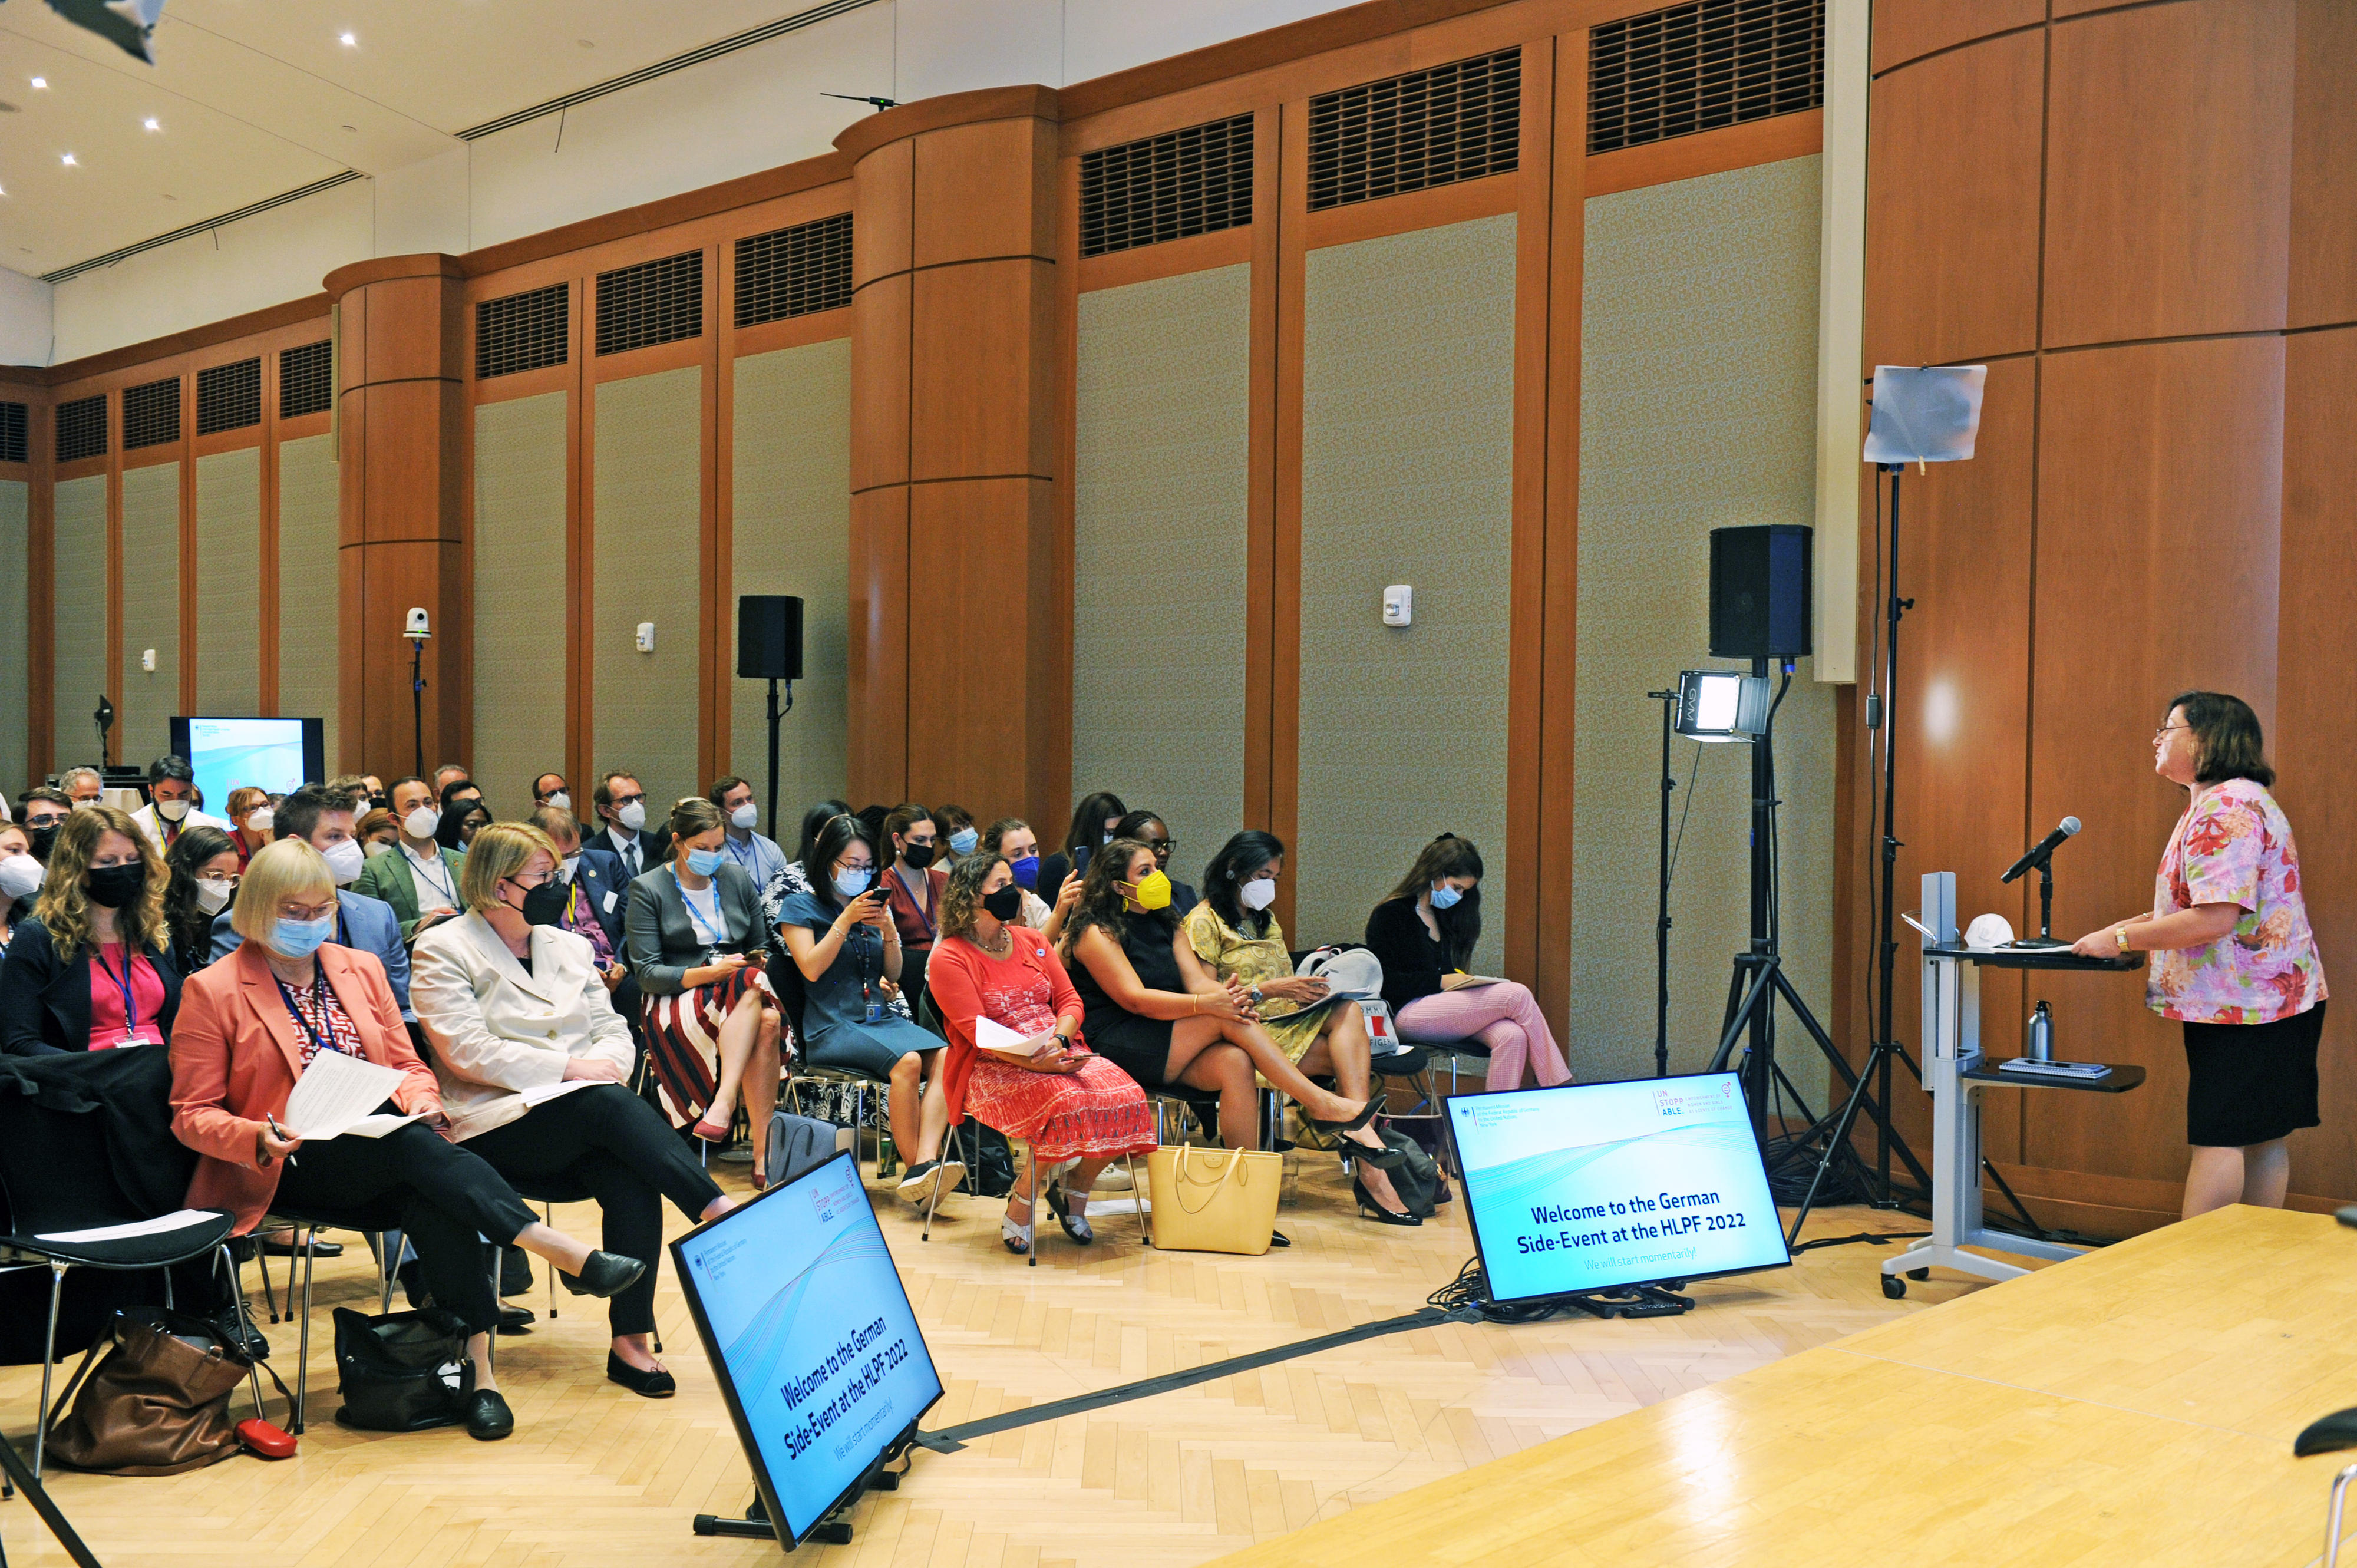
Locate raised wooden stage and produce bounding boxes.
[1213,1204,2357,1567]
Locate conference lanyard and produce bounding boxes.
[726,833,761,873]
[273,972,345,1062]
[93,945,149,1046]
[408,847,456,905]
[676,870,727,949]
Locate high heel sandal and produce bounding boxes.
[1044,1182,1094,1245]
[1353,1177,1421,1226]
[1303,1099,1381,1138]
[1001,1199,1035,1255]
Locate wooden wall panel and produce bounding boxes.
[1870,0,2045,74]
[2043,0,2297,348]
[1863,29,2045,367]
[850,275,913,495]
[908,259,1057,481]
[2022,336,2285,1186]
[2289,0,2357,328]
[846,486,909,803]
[911,117,1058,268]
[2273,326,2357,1204]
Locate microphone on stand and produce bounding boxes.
[2001,817,2081,884]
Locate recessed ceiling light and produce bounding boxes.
[29,77,45,90]
[143,117,160,131]
[60,153,75,166]
[0,100,18,114]
[339,31,356,46]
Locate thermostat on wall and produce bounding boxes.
[1382,585,1412,627]
[635,622,656,653]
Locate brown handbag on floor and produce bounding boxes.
[45,1306,251,1475]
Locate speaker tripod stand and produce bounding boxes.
[1702,659,1931,1249]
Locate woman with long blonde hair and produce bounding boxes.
[0,804,184,1055]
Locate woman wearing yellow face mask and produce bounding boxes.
[1061,840,1409,1203]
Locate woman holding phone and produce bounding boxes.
[778,813,962,1207]
[927,853,1155,1252]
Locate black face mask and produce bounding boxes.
[516,881,569,927]
[27,823,59,862]
[84,863,147,909]
[903,843,936,870]
[981,886,1024,922]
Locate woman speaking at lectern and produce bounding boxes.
[2071,692,2326,1220]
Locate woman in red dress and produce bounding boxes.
[927,851,1156,1254]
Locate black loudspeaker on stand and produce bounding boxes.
[736,595,803,841]
[1699,527,1929,1244]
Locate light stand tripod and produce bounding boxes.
[761,676,795,840]
[1648,689,1679,1079]
[404,623,430,779]
[1705,660,1931,1219]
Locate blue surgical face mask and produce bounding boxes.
[272,913,338,959]
[1011,854,1041,890]
[1429,881,1464,911]
[949,827,979,856]
[685,847,727,877]
[834,865,874,901]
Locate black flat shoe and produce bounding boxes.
[1044,1183,1094,1245]
[1354,1178,1421,1226]
[559,1252,647,1299]
[607,1351,676,1398]
[464,1389,514,1441]
[496,1306,535,1335]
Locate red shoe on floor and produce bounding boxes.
[691,1115,731,1143]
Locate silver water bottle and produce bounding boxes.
[2026,1000,2054,1062]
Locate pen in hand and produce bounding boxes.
[266,1111,298,1166]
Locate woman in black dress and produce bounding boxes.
[1060,839,1401,1171]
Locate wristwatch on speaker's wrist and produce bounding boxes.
[2114,925,2131,953]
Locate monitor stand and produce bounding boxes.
[693,1465,903,1550]
[1563,1280,1694,1321]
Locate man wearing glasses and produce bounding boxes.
[591,771,672,878]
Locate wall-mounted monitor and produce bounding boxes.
[170,717,325,807]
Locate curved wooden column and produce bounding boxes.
[324,255,467,777]
[840,87,1064,823]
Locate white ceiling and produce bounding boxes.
[0,0,823,276]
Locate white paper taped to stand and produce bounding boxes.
[1964,913,2017,950]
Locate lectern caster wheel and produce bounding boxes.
[1907,1269,1929,1282]
[1881,1275,1906,1300]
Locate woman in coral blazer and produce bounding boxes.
[169,839,644,1442]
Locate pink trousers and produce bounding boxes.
[1395,981,1572,1092]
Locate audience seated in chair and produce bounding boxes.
[1112,809,1197,914]
[0,820,40,952]
[1186,831,1415,1222]
[591,771,672,878]
[778,811,962,1208]
[223,786,272,870]
[1364,833,1572,1092]
[1059,839,1408,1201]
[163,824,241,976]
[932,804,978,872]
[349,775,468,941]
[879,801,948,1013]
[927,853,1156,1255]
[1037,790,1126,912]
[411,822,735,1399]
[979,817,1075,942]
[0,804,183,1056]
[781,797,853,902]
[211,785,414,1022]
[167,838,645,1442]
[623,796,783,1180]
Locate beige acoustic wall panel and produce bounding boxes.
[730,341,848,824]
[0,481,25,791]
[52,475,107,772]
[1298,216,1516,963]
[593,367,703,818]
[194,447,261,715]
[1573,156,1831,1090]
[278,434,339,767]
[118,463,181,770]
[474,392,570,818]
[1075,264,1252,863]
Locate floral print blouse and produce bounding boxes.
[2147,778,2328,1025]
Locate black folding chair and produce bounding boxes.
[0,1092,239,1478]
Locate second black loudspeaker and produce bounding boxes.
[737,595,804,681]
[1708,525,1813,661]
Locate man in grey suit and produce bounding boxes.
[210,783,412,1019]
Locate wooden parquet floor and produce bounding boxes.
[0,1157,1990,1568]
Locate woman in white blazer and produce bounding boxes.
[411,822,734,1399]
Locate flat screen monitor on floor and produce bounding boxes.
[169,716,323,807]
[671,1150,943,1547]
[1447,1072,1790,1305]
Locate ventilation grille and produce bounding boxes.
[280,339,332,418]
[735,213,853,327]
[1308,49,1520,213]
[1080,113,1256,258]
[196,358,262,435]
[56,394,105,463]
[1589,0,1824,155]
[476,282,570,380]
[0,402,24,464]
[596,250,703,356]
[123,377,181,450]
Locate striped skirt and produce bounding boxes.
[641,966,773,1127]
